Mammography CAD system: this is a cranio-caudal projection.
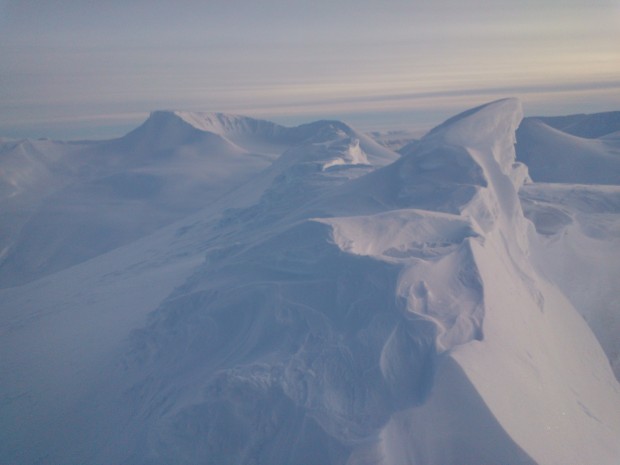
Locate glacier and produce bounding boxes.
[1,99,619,464]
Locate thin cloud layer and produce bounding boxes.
[1,0,619,138]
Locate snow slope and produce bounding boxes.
[0,112,396,287]
[521,182,620,379]
[530,111,620,139]
[1,100,619,465]
[516,116,620,184]
[514,110,620,381]
[0,114,271,287]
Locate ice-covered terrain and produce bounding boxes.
[1,100,619,464]
[515,112,620,184]
[0,111,395,288]
[516,112,620,382]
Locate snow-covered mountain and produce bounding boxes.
[0,112,395,287]
[514,110,620,382]
[1,100,619,465]
[515,113,620,184]
[527,111,620,139]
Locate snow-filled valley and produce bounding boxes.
[1,100,619,464]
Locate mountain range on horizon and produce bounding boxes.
[1,99,619,465]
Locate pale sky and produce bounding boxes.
[1,0,619,139]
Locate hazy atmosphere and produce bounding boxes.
[2,2,620,463]
[1,0,619,139]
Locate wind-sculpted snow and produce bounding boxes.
[1,100,619,465]
[320,211,485,352]
[99,99,620,464]
[516,117,620,184]
[521,183,620,379]
[529,111,620,139]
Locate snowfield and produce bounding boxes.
[1,99,619,464]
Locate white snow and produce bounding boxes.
[1,99,619,465]
[0,112,396,288]
[516,117,620,184]
[521,183,620,379]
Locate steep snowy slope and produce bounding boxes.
[0,113,397,288]
[1,100,619,465]
[521,183,620,378]
[514,110,620,380]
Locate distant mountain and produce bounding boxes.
[516,113,620,184]
[530,111,620,139]
[0,113,397,287]
[368,129,420,151]
[1,101,619,465]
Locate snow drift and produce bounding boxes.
[1,100,619,465]
[516,114,620,184]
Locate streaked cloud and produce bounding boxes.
[1,0,619,138]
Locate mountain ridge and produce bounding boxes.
[1,100,619,464]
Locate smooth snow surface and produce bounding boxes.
[521,183,620,379]
[1,100,619,465]
[516,116,620,184]
[515,111,620,384]
[530,111,620,139]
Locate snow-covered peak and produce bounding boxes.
[164,112,357,146]
[120,111,398,164]
[4,99,620,465]
[424,98,523,175]
[169,111,286,139]
[425,98,521,143]
[516,117,620,185]
[292,119,397,166]
[527,110,620,139]
[116,110,248,155]
[334,98,527,227]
